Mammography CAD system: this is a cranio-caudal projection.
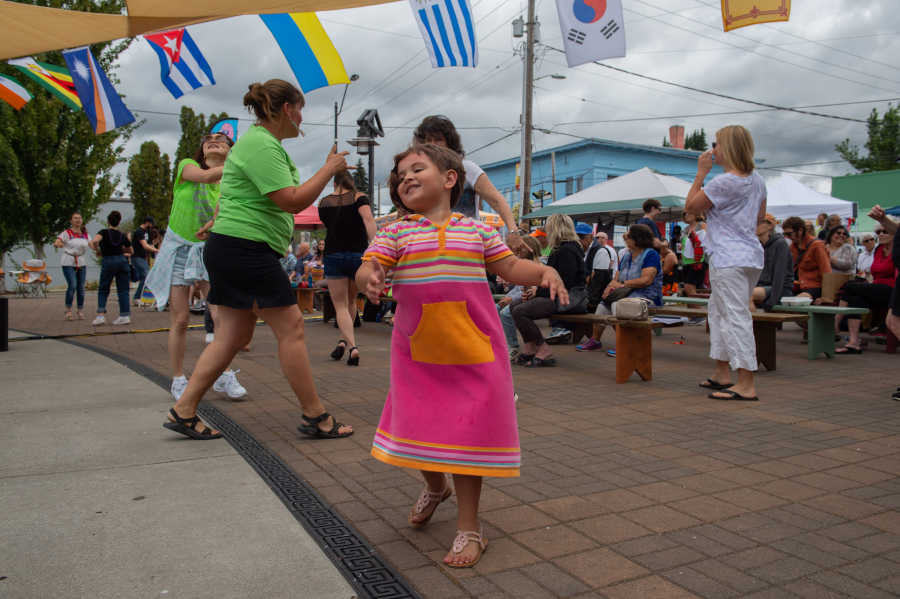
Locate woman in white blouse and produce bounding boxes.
[53,212,90,320]
[685,126,767,402]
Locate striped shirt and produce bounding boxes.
[364,213,512,284]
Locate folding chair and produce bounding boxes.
[140,286,157,310]
[14,259,52,298]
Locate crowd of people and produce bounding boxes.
[48,77,900,569]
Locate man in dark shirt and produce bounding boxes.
[817,214,842,240]
[131,216,158,306]
[635,198,665,248]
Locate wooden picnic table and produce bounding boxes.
[663,296,709,306]
[774,305,869,360]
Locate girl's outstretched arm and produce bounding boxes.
[488,256,569,305]
[356,257,386,303]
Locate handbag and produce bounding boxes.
[556,285,588,315]
[607,297,654,324]
[602,285,633,308]
[129,260,140,283]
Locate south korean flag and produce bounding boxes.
[555,0,626,67]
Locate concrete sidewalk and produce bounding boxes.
[0,339,356,599]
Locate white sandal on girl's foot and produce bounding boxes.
[446,523,488,568]
[408,480,452,528]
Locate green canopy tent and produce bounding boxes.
[524,167,693,225]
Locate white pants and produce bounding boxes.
[708,258,761,372]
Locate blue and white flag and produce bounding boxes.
[144,28,216,99]
[556,0,626,67]
[62,47,135,134]
[409,0,479,68]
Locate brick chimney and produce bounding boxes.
[669,125,685,149]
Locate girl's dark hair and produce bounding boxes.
[389,144,466,212]
[628,224,656,249]
[70,211,87,234]
[107,211,122,227]
[192,132,234,170]
[334,170,357,193]
[243,79,305,122]
[413,116,464,157]
[826,226,848,245]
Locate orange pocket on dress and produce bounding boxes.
[409,301,494,365]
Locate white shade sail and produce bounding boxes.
[765,174,856,222]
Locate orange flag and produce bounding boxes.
[721,0,790,32]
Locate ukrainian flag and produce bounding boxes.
[260,13,350,93]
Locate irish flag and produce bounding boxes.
[0,74,32,110]
[8,57,81,111]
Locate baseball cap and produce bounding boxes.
[763,213,777,226]
[575,223,593,236]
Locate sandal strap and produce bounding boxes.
[303,412,332,427]
[452,525,484,553]
[413,481,448,515]
[169,408,202,430]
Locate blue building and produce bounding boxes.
[478,137,723,215]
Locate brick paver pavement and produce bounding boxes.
[8,292,900,599]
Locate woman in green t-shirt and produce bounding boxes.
[165,79,355,441]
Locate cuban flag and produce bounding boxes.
[409,0,479,68]
[144,28,216,99]
[62,47,135,135]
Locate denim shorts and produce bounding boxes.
[323,252,364,280]
[171,245,194,287]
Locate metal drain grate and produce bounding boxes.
[61,338,422,599]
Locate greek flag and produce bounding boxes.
[409,0,479,68]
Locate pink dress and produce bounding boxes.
[364,214,520,477]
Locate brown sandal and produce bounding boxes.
[408,480,452,528]
[446,523,488,568]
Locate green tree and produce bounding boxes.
[836,104,900,172]
[662,137,672,148]
[353,158,368,191]
[128,141,173,229]
[684,128,708,151]
[0,0,139,259]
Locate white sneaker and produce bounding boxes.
[508,346,521,361]
[205,332,215,344]
[171,376,188,401]
[514,393,519,402]
[112,316,131,325]
[92,314,106,325]
[214,370,247,399]
[131,299,140,307]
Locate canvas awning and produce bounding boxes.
[765,174,857,222]
[293,205,323,230]
[524,167,693,225]
[0,0,397,60]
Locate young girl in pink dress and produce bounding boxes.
[356,144,567,568]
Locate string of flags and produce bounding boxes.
[0,74,32,110]
[555,0,626,67]
[409,0,479,69]
[260,13,350,93]
[144,28,216,100]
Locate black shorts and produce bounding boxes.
[204,232,297,310]
[683,261,708,287]
[802,287,822,300]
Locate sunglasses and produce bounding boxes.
[833,231,846,237]
[863,238,876,242]
[874,229,886,234]
[201,134,230,144]
[711,142,716,149]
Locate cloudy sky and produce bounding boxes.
[111,0,900,209]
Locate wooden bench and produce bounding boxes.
[774,305,869,359]
[316,289,367,324]
[652,307,808,371]
[552,313,684,383]
[294,287,315,314]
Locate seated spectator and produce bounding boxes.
[834,215,897,354]
[529,227,550,262]
[659,239,678,295]
[857,233,877,279]
[291,242,312,282]
[510,214,583,367]
[805,220,816,237]
[576,224,662,353]
[817,213,841,240]
[782,216,832,304]
[825,224,857,275]
[497,236,544,361]
[280,245,297,281]
[751,213,793,311]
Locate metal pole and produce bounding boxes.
[551,151,556,205]
[377,182,381,218]
[334,101,338,146]
[521,0,536,221]
[368,147,375,207]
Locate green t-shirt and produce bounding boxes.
[212,125,298,254]
[170,159,219,241]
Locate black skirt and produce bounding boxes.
[204,232,296,310]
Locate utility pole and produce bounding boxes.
[521,0,536,222]
[551,151,556,206]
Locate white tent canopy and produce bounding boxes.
[525,167,694,225]
[766,174,857,222]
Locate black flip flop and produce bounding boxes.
[524,357,556,368]
[709,389,759,401]
[835,346,863,354]
[514,353,536,365]
[700,379,729,391]
[163,408,223,440]
[297,412,354,439]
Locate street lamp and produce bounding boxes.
[334,74,360,145]
[348,108,384,208]
[535,74,566,82]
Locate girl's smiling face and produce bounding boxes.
[396,151,458,213]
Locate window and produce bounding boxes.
[576,176,584,192]
[565,177,573,195]
[607,174,618,181]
